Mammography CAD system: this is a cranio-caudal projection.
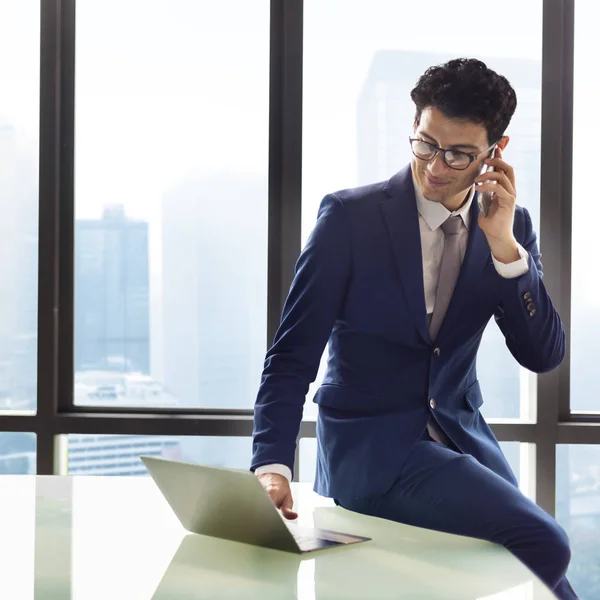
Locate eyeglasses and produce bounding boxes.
[409,137,496,171]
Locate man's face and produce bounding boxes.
[411,107,491,210]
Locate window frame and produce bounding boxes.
[1,0,595,518]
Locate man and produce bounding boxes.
[251,58,577,599]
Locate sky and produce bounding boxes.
[1,0,546,220]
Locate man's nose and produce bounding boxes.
[427,153,451,178]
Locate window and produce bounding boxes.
[0,432,36,475]
[74,0,270,409]
[301,0,542,420]
[65,435,252,476]
[556,445,600,600]
[570,1,599,414]
[0,0,39,413]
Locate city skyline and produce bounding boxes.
[2,43,599,412]
[2,45,599,414]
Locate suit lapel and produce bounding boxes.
[436,193,493,340]
[380,172,492,344]
[380,167,430,344]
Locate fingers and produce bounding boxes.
[258,474,298,519]
[475,170,513,188]
[278,491,298,519]
[476,185,516,210]
[281,504,298,520]
[484,148,515,187]
[482,160,513,183]
[474,171,516,199]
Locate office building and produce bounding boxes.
[68,370,181,476]
[161,172,267,410]
[75,205,150,375]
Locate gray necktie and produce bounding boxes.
[429,215,463,341]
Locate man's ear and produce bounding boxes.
[497,136,510,151]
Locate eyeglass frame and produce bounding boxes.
[408,137,497,171]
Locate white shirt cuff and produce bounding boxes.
[254,463,292,482]
[492,243,529,279]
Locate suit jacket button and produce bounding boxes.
[524,292,532,300]
[429,398,436,409]
[529,309,536,317]
[527,302,535,311]
[433,347,441,357]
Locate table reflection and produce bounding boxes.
[33,476,73,599]
[311,508,541,599]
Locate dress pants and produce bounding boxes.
[335,432,578,599]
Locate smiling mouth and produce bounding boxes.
[425,175,448,187]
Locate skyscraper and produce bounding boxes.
[75,205,150,375]
[161,172,267,410]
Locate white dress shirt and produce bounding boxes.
[414,175,529,309]
[256,176,530,482]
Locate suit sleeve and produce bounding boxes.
[493,207,565,373]
[251,194,352,476]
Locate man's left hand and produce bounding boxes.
[475,146,520,264]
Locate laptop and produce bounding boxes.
[141,455,371,554]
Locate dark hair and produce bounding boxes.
[410,58,517,145]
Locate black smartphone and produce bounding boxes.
[478,147,496,217]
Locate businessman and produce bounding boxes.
[251,58,577,599]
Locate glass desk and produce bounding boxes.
[0,476,557,599]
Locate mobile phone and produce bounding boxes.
[478,147,496,217]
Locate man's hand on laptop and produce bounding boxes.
[257,473,298,520]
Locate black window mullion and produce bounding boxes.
[267,0,304,346]
[536,0,575,515]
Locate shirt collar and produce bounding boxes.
[411,168,474,232]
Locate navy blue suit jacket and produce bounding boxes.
[251,165,565,499]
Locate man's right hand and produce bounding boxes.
[257,473,298,520]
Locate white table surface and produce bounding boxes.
[0,475,557,599]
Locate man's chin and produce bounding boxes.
[417,175,448,203]
[422,189,445,203]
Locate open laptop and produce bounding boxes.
[141,455,371,554]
